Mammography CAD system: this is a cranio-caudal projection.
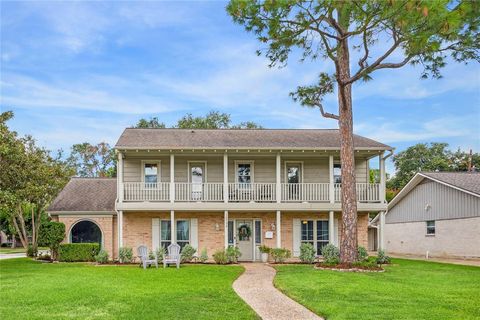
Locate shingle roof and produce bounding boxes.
[420,172,480,196]
[115,128,392,150]
[48,178,117,212]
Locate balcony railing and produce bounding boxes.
[122,182,381,203]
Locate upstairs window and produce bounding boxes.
[287,163,302,184]
[333,163,342,183]
[426,220,435,235]
[236,161,253,184]
[143,162,159,184]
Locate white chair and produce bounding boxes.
[137,245,158,269]
[163,243,181,269]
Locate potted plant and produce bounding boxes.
[259,245,270,263]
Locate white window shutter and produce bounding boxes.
[152,218,160,250]
[190,218,198,251]
[334,218,339,247]
[292,219,301,257]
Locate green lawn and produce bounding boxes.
[274,259,480,320]
[0,259,257,320]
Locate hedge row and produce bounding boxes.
[58,243,100,262]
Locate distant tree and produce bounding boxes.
[67,142,116,178]
[135,117,166,128]
[227,0,479,263]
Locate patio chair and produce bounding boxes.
[163,243,181,269]
[137,245,158,269]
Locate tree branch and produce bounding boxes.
[318,104,340,120]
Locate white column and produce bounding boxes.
[170,210,175,244]
[328,211,334,244]
[223,154,228,203]
[329,155,334,203]
[118,210,123,249]
[276,153,281,203]
[170,154,175,203]
[380,153,386,203]
[224,210,229,248]
[117,152,124,203]
[379,211,385,250]
[276,210,281,248]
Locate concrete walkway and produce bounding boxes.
[0,253,26,260]
[233,263,322,320]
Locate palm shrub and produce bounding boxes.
[226,246,241,263]
[376,250,391,265]
[270,248,291,263]
[95,249,109,264]
[155,247,165,263]
[118,247,133,263]
[213,250,228,264]
[180,244,196,262]
[299,243,316,264]
[321,244,340,265]
[357,246,369,262]
[199,248,208,263]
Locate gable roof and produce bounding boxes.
[388,172,480,211]
[48,178,117,213]
[115,128,392,151]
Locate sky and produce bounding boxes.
[1,1,479,175]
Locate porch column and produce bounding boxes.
[379,211,385,250]
[117,152,124,203]
[379,153,386,203]
[170,210,175,244]
[170,154,175,203]
[329,155,334,203]
[223,154,228,203]
[224,210,229,249]
[118,210,123,249]
[276,153,281,203]
[328,211,334,245]
[276,210,281,248]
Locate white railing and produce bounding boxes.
[334,183,380,203]
[123,182,170,201]
[175,183,224,202]
[228,183,276,202]
[281,183,330,202]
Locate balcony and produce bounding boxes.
[122,182,381,203]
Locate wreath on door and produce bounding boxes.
[238,224,252,241]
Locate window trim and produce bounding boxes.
[187,161,208,183]
[300,219,330,256]
[160,219,191,248]
[284,161,304,183]
[426,220,436,236]
[234,160,255,184]
[141,160,161,183]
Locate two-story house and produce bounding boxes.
[48,128,392,261]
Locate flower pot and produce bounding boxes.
[261,252,268,263]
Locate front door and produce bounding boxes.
[190,163,205,201]
[236,220,253,261]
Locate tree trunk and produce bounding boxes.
[12,213,28,248]
[337,34,358,264]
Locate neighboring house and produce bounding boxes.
[384,172,480,258]
[48,129,391,261]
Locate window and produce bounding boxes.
[426,220,435,235]
[236,162,253,184]
[228,221,234,245]
[287,163,301,183]
[160,220,190,250]
[301,220,330,255]
[70,220,102,244]
[255,220,262,244]
[333,163,342,183]
[143,162,159,184]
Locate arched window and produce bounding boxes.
[70,220,102,244]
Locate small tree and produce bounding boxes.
[39,221,65,261]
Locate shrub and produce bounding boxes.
[321,244,340,265]
[156,247,165,263]
[258,245,271,254]
[357,246,369,262]
[26,245,36,258]
[148,250,155,260]
[95,249,109,264]
[38,221,65,261]
[199,248,208,263]
[181,244,197,263]
[226,246,241,263]
[376,250,391,265]
[118,247,133,264]
[213,250,228,264]
[37,253,51,261]
[58,243,100,262]
[353,256,378,268]
[299,243,316,264]
[270,248,291,263]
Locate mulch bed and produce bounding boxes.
[314,263,384,272]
